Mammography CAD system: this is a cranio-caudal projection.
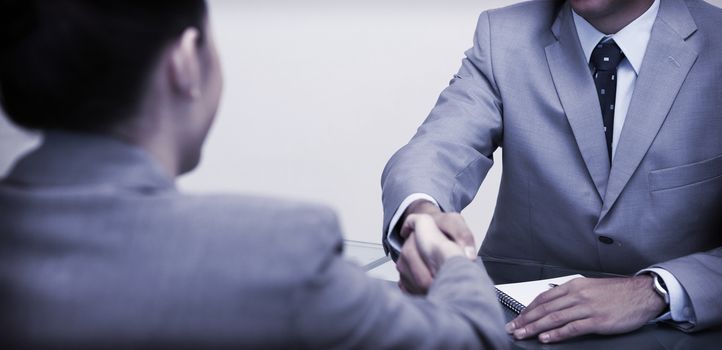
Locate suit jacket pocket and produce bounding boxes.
[649,154,722,192]
[647,154,722,235]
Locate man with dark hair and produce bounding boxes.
[0,1,509,348]
[383,0,722,344]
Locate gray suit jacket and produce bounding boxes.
[382,0,722,331]
[0,132,508,349]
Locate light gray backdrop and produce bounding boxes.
[2,0,721,246]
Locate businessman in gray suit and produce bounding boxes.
[0,1,509,348]
[382,0,722,344]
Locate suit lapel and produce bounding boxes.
[545,4,609,200]
[600,0,698,218]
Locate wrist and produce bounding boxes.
[406,199,440,215]
[636,275,668,317]
[402,200,441,226]
[648,272,671,316]
[391,199,440,243]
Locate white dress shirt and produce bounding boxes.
[573,0,658,159]
[388,0,696,327]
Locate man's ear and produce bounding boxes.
[169,27,202,99]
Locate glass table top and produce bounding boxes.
[343,240,398,282]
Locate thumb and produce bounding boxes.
[412,215,464,270]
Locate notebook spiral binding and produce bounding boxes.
[495,288,526,314]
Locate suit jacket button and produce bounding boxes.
[598,236,614,245]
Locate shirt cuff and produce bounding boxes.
[637,267,697,326]
[386,193,439,253]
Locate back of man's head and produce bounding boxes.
[0,0,208,133]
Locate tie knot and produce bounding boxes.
[590,39,624,71]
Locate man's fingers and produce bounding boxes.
[538,319,596,343]
[524,282,570,313]
[396,256,421,294]
[512,306,591,340]
[408,212,477,258]
[396,250,417,291]
[434,213,476,257]
[397,234,433,294]
[412,215,466,273]
[436,213,475,245]
[512,293,577,330]
[395,255,410,290]
[399,216,414,239]
[401,213,439,239]
[398,272,418,295]
[409,215,446,252]
[397,280,408,293]
[507,283,570,332]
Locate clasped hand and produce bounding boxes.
[395,201,478,295]
[394,213,470,294]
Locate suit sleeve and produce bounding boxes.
[653,247,722,331]
[380,11,503,252]
[290,214,510,350]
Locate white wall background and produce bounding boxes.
[183,0,512,246]
[2,0,721,247]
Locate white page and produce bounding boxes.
[496,274,584,307]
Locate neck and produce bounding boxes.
[581,0,654,35]
[110,119,181,179]
[132,136,181,178]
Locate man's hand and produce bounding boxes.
[396,200,477,294]
[396,234,433,294]
[407,214,466,273]
[396,214,464,294]
[506,276,667,343]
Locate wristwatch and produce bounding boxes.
[650,272,670,305]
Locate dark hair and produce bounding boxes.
[0,0,208,132]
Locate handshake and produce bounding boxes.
[395,199,478,295]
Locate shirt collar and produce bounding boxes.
[572,0,660,75]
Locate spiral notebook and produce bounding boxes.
[495,274,584,314]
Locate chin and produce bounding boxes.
[569,0,611,17]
